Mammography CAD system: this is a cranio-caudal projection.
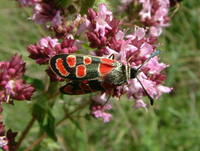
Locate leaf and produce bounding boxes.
[32,96,57,141]
[54,0,73,8]
[32,102,46,125]
[43,110,57,141]
[80,0,96,15]
[23,75,44,90]
[69,117,82,132]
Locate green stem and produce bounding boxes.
[15,117,36,151]
[23,100,90,151]
[16,82,60,150]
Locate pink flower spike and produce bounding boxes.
[52,11,62,26]
[138,73,157,97]
[133,99,147,109]
[27,37,60,64]
[98,4,113,21]
[91,103,112,123]
[94,16,112,37]
[0,55,35,103]
[93,4,113,37]
[149,26,162,37]
[156,85,173,98]
[134,27,146,40]
[139,0,152,20]
[145,56,169,74]
[17,0,39,6]
[38,37,59,48]
[139,42,154,57]
[105,47,119,55]
[116,30,125,40]
[92,93,108,103]
[32,3,61,25]
[138,0,170,36]
[74,15,91,35]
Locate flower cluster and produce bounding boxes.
[0,122,17,151]
[0,55,35,105]
[138,0,170,36]
[119,0,171,36]
[16,0,39,6]
[27,36,78,81]
[90,93,112,122]
[0,55,34,150]
[26,3,172,122]
[17,0,62,26]
[85,4,172,120]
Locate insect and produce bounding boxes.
[49,51,159,105]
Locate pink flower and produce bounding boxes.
[144,56,168,74]
[86,4,120,49]
[0,122,17,151]
[27,37,78,64]
[27,37,59,64]
[91,108,112,123]
[133,99,147,109]
[17,0,39,6]
[138,0,170,36]
[0,122,7,149]
[90,93,112,123]
[92,93,108,103]
[94,4,113,37]
[157,85,173,98]
[27,37,78,81]
[84,4,172,107]
[149,26,162,37]
[73,15,91,35]
[51,11,62,26]
[0,55,35,104]
[32,3,62,25]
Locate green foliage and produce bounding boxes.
[23,75,45,91]
[0,0,200,151]
[80,0,96,14]
[32,95,57,141]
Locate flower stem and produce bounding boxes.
[15,117,36,151]
[24,134,46,151]
[23,100,90,151]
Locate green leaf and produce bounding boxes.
[32,102,46,125]
[80,0,96,15]
[69,117,82,132]
[43,110,57,141]
[32,95,57,141]
[23,75,44,91]
[54,0,73,8]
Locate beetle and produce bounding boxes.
[49,51,159,105]
[59,79,104,95]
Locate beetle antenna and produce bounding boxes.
[136,50,160,72]
[136,77,154,105]
[134,51,160,105]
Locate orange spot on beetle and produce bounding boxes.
[76,65,86,78]
[99,63,114,76]
[101,58,116,64]
[66,55,76,67]
[83,56,92,65]
[56,58,69,77]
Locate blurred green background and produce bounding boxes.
[0,0,200,151]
